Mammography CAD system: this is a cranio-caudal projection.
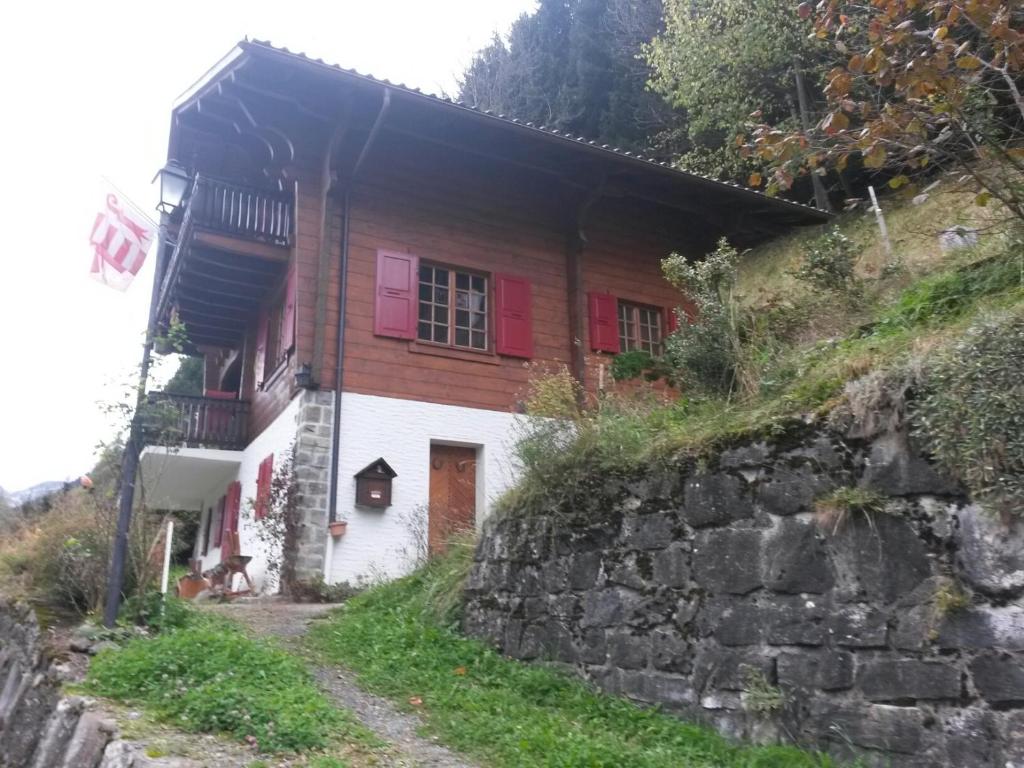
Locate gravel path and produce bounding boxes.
[207,600,479,768]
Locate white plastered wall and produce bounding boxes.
[327,391,522,585]
[192,394,302,592]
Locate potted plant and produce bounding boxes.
[328,520,348,538]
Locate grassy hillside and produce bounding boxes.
[501,180,1024,514]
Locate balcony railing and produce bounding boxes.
[155,174,294,334]
[143,393,250,450]
[188,175,292,246]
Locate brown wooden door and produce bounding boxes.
[428,445,477,555]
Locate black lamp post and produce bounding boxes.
[153,160,191,215]
[104,162,190,628]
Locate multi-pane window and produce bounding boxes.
[418,264,488,351]
[618,301,662,354]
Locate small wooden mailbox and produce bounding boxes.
[354,458,397,508]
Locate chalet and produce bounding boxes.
[139,40,827,591]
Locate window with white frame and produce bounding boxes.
[617,301,662,354]
[417,264,488,351]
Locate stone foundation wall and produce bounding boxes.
[463,423,1024,767]
[292,390,335,581]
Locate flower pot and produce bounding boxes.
[328,521,348,538]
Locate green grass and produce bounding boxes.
[84,613,369,754]
[307,555,836,768]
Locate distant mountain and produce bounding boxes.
[3,481,66,507]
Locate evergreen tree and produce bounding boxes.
[162,356,204,396]
[458,0,686,157]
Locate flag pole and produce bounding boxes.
[102,222,166,628]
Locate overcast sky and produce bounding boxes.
[0,0,534,492]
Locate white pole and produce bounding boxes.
[867,185,893,258]
[160,519,174,595]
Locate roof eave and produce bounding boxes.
[237,40,829,224]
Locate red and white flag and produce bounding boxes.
[89,191,156,291]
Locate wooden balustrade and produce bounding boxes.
[143,393,250,450]
[188,175,292,246]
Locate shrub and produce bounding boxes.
[610,350,676,385]
[246,446,299,593]
[520,363,582,419]
[85,617,343,752]
[120,592,194,633]
[912,310,1024,516]
[662,238,742,396]
[791,227,859,295]
[0,491,117,613]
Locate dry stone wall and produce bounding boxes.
[0,599,160,768]
[463,422,1024,767]
[0,599,117,767]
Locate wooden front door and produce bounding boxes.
[428,445,477,555]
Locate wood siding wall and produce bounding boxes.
[232,129,702,438]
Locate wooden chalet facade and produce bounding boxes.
[139,40,826,589]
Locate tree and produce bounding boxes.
[646,0,830,180]
[162,356,203,396]
[458,0,687,157]
[750,0,1024,219]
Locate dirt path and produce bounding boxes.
[207,600,479,768]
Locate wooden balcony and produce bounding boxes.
[143,393,250,450]
[187,175,292,246]
[156,175,293,351]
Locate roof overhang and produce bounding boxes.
[167,39,830,238]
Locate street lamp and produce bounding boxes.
[153,160,191,214]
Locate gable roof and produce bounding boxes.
[171,39,829,232]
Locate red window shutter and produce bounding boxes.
[665,306,679,333]
[588,292,620,353]
[213,496,225,547]
[254,309,269,386]
[255,454,274,520]
[494,273,534,358]
[280,265,296,352]
[374,250,418,339]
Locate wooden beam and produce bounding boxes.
[566,234,586,393]
[182,261,278,290]
[191,248,284,278]
[176,285,260,311]
[184,330,242,347]
[179,274,267,301]
[176,299,249,323]
[193,230,290,261]
[176,312,247,333]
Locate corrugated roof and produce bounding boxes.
[235,39,827,221]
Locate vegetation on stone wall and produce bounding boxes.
[502,183,1024,517]
[911,308,1024,516]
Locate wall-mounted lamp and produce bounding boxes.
[294,362,316,389]
[153,160,192,215]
